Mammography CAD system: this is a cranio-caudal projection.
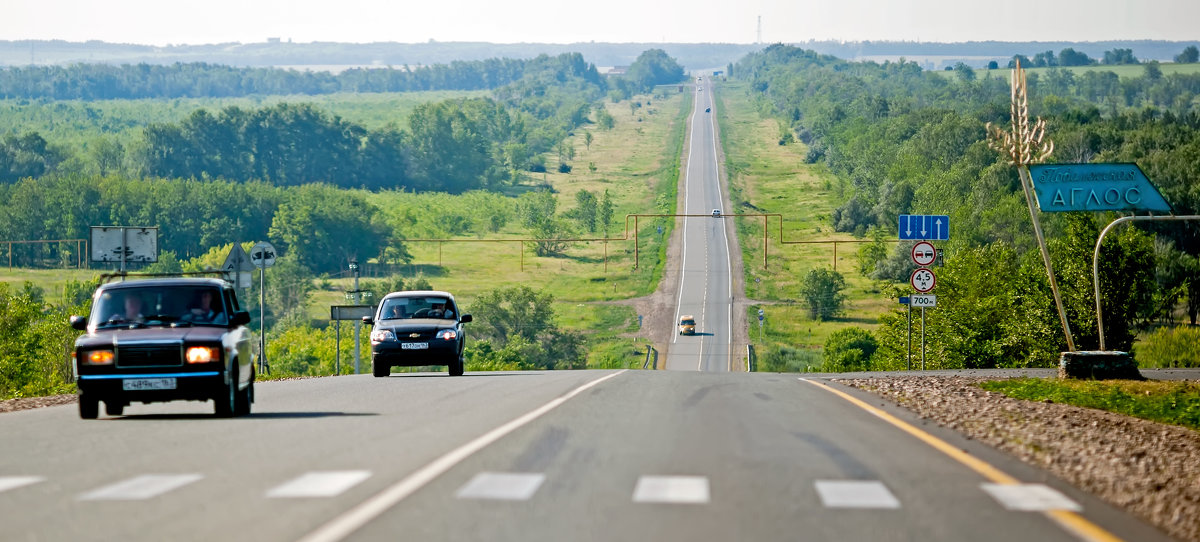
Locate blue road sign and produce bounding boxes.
[1028,163,1172,213]
[898,215,950,241]
[898,296,911,305]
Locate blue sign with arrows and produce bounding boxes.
[1028,163,1172,213]
[898,215,949,240]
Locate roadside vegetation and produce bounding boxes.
[980,377,1200,431]
[727,44,1200,372]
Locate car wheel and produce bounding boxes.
[104,400,125,417]
[449,357,464,377]
[373,361,390,378]
[214,371,236,418]
[79,394,99,419]
[234,371,252,416]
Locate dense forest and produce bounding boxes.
[734,44,1200,370]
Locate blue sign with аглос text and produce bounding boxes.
[1029,163,1171,213]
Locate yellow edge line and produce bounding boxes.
[801,378,1124,542]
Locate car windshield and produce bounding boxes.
[92,286,228,327]
[380,296,455,320]
[681,318,695,325]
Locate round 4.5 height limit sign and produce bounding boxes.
[910,268,936,293]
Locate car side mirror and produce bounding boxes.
[69,315,88,331]
[362,316,374,326]
[460,314,472,324]
[230,310,251,327]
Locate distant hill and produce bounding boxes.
[2,39,1198,72]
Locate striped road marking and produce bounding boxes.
[455,472,545,501]
[815,480,901,509]
[632,476,710,504]
[982,483,1082,512]
[267,471,373,498]
[78,474,202,500]
[0,476,44,494]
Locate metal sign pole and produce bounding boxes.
[335,318,341,375]
[351,262,361,375]
[259,267,267,374]
[921,307,927,371]
[907,304,912,371]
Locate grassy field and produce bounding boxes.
[716,81,895,365]
[0,90,486,146]
[980,378,1200,431]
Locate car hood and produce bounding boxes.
[75,326,228,348]
[380,319,457,331]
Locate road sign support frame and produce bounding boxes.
[1094,214,1200,350]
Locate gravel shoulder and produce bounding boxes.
[838,373,1200,542]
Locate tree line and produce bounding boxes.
[733,44,1200,369]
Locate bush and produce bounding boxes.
[823,328,879,372]
[1135,327,1200,368]
[758,345,822,372]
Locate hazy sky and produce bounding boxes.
[4,0,1198,45]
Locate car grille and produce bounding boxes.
[397,330,437,341]
[116,344,183,368]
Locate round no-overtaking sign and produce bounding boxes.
[911,241,936,267]
[251,241,277,269]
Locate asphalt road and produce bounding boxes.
[0,371,1171,542]
[667,79,733,372]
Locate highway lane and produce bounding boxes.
[668,78,733,372]
[0,371,1170,542]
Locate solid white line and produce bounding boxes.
[673,88,700,348]
[296,370,627,542]
[78,474,202,500]
[632,475,710,504]
[455,472,545,501]
[814,480,901,509]
[267,471,372,498]
[0,476,43,494]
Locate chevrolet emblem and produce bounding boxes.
[409,333,421,338]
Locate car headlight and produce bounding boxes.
[186,346,219,364]
[82,349,114,365]
[436,329,458,340]
[371,329,396,343]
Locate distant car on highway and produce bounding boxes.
[70,276,255,419]
[712,209,722,217]
[705,107,711,113]
[678,315,696,335]
[365,290,472,377]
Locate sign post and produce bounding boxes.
[250,241,276,375]
[90,226,158,273]
[221,243,254,290]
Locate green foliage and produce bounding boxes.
[268,184,396,272]
[569,189,599,233]
[822,327,878,371]
[980,378,1200,431]
[758,345,822,372]
[623,49,687,95]
[0,282,82,399]
[799,268,846,321]
[1178,46,1200,64]
[1135,327,1200,368]
[466,285,583,369]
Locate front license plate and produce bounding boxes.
[122,378,177,391]
[401,342,429,350]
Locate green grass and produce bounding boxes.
[717,81,890,365]
[980,378,1200,431]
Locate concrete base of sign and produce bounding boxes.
[1058,351,1143,380]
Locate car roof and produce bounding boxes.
[380,290,456,302]
[98,278,229,291]
[680,315,694,319]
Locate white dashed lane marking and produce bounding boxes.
[981,483,1082,512]
[632,476,710,504]
[0,476,44,494]
[78,474,202,500]
[266,471,373,498]
[455,472,545,501]
[814,480,901,509]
